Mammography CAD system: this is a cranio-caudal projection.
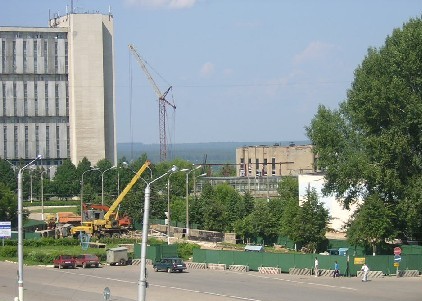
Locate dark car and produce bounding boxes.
[74,254,100,268]
[153,257,187,273]
[53,255,76,269]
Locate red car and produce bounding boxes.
[53,255,76,269]
[74,254,100,268]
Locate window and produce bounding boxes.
[34,82,38,116]
[35,125,39,156]
[12,41,16,72]
[55,83,59,116]
[24,126,28,158]
[45,81,48,115]
[24,82,28,116]
[2,83,5,116]
[66,125,70,157]
[54,40,58,73]
[1,41,5,73]
[46,125,50,158]
[13,83,17,116]
[272,157,276,176]
[3,126,7,158]
[44,40,47,72]
[263,158,267,176]
[65,41,68,72]
[23,41,27,71]
[65,82,69,115]
[14,126,18,158]
[33,40,38,73]
[56,125,60,157]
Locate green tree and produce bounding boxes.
[53,159,79,199]
[0,159,17,191]
[280,189,329,252]
[346,194,396,255]
[306,17,422,240]
[0,183,25,226]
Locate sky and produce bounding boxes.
[1,0,421,145]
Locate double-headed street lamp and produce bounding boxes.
[40,167,53,221]
[182,165,202,238]
[17,155,42,301]
[139,165,178,301]
[102,166,116,205]
[81,167,100,222]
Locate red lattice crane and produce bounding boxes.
[128,44,176,162]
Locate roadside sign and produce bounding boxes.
[394,255,401,262]
[393,247,402,255]
[354,257,365,265]
[0,221,11,238]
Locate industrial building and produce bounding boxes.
[0,10,116,170]
[235,143,316,177]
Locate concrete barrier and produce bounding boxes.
[398,270,420,277]
[186,262,207,269]
[258,267,281,274]
[228,265,249,272]
[357,271,384,278]
[208,263,227,270]
[289,268,311,275]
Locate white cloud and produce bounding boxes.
[293,41,337,65]
[125,0,196,9]
[200,62,215,77]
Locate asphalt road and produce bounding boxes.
[0,261,420,301]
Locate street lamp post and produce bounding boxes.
[102,166,116,205]
[182,165,201,238]
[138,165,178,301]
[17,155,42,301]
[81,168,100,222]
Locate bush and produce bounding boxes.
[176,242,201,260]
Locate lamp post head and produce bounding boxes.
[170,165,178,173]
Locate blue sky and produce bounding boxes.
[1,0,421,144]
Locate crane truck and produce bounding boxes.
[70,161,151,239]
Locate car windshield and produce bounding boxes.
[86,255,97,259]
[173,259,183,264]
[61,255,72,259]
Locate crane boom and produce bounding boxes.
[128,44,176,161]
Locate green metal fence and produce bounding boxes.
[193,249,422,275]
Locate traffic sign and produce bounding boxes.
[394,255,401,262]
[0,221,11,238]
[393,247,402,255]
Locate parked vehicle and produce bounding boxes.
[53,255,76,269]
[153,257,187,273]
[74,254,100,268]
[106,247,129,266]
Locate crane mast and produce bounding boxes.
[128,44,176,161]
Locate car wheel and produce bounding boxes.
[167,268,172,273]
[82,262,86,269]
[154,267,159,272]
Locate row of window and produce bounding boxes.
[1,81,69,117]
[3,124,69,160]
[1,39,68,74]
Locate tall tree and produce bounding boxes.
[346,194,396,255]
[306,17,422,240]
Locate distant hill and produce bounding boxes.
[118,141,310,164]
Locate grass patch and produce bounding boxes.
[28,206,78,214]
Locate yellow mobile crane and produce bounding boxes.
[71,161,151,238]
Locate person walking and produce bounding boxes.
[333,261,340,278]
[361,263,369,282]
[314,257,319,277]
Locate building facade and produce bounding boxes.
[235,144,316,177]
[0,11,116,169]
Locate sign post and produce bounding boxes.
[393,247,402,277]
[0,221,11,247]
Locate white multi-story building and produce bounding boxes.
[0,11,116,170]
